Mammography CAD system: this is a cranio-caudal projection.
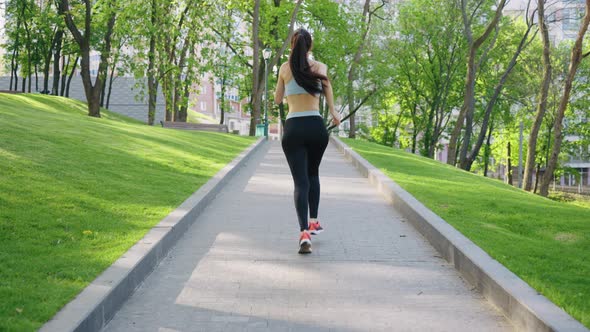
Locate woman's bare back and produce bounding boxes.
[278,60,328,113]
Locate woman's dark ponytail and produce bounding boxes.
[289,28,327,95]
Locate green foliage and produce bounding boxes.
[3,0,62,88]
[369,105,399,147]
[383,0,466,156]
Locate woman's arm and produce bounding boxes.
[274,65,285,104]
[321,64,340,125]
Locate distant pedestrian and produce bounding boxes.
[274,28,341,254]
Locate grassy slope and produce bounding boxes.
[342,138,590,328]
[187,109,217,124]
[0,94,256,331]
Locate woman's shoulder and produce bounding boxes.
[310,60,328,75]
[279,62,290,72]
[311,60,327,67]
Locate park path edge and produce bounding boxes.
[330,136,588,332]
[40,137,267,332]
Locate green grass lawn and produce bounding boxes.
[342,138,590,328]
[0,94,256,331]
[550,191,590,210]
[187,109,217,124]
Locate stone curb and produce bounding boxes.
[40,137,267,332]
[330,136,588,332]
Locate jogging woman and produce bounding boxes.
[274,28,341,254]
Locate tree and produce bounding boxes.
[387,0,465,157]
[58,0,118,117]
[539,0,590,196]
[461,10,538,171]
[447,0,507,166]
[346,0,386,138]
[226,0,302,135]
[147,0,158,125]
[523,0,552,191]
[249,0,261,136]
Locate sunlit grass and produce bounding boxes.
[343,138,590,328]
[187,109,217,124]
[0,94,256,331]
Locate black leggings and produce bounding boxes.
[281,116,329,231]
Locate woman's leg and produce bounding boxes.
[282,122,310,231]
[307,119,329,219]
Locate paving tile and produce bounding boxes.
[103,141,513,332]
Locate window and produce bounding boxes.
[200,102,206,111]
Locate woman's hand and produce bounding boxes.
[331,113,341,126]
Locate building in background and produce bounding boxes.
[192,75,250,135]
[505,0,587,43]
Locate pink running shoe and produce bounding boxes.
[299,231,312,254]
[308,221,324,235]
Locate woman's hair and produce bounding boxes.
[289,28,327,95]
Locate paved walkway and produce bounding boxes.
[103,141,513,332]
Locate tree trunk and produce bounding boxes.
[104,50,118,109]
[178,80,190,122]
[10,45,18,91]
[220,76,226,125]
[22,3,32,93]
[88,91,101,117]
[147,0,158,125]
[533,163,541,193]
[411,126,418,154]
[26,48,32,92]
[392,108,404,148]
[43,28,59,94]
[347,79,356,138]
[449,0,506,166]
[59,0,116,118]
[80,52,102,117]
[540,0,590,196]
[106,65,116,109]
[249,0,261,136]
[52,30,63,95]
[60,56,67,96]
[422,104,436,157]
[100,75,107,107]
[462,25,533,171]
[43,50,51,93]
[483,119,494,177]
[35,63,39,92]
[164,78,173,121]
[524,0,552,191]
[173,36,191,122]
[65,56,78,98]
[9,18,21,91]
[507,141,513,185]
[447,57,472,165]
[60,55,67,96]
